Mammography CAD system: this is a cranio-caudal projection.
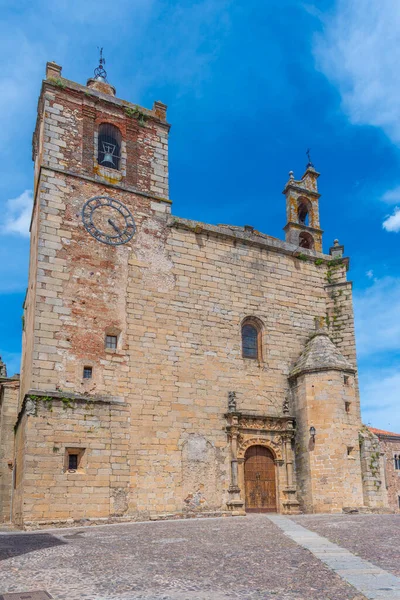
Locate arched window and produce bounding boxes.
[395,454,400,470]
[241,318,262,360]
[299,231,314,250]
[297,201,309,226]
[97,123,121,170]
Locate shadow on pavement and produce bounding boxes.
[0,533,66,561]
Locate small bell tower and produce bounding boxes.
[283,152,323,252]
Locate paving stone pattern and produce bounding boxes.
[291,514,400,578]
[271,515,400,599]
[0,515,364,600]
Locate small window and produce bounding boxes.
[347,446,354,457]
[394,454,400,470]
[242,320,262,360]
[106,335,117,349]
[65,448,85,472]
[344,375,350,385]
[345,401,351,413]
[68,454,78,470]
[97,123,121,170]
[83,366,92,379]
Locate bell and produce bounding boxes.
[101,152,115,167]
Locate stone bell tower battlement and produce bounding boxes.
[283,161,323,253]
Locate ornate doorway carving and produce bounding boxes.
[244,445,277,513]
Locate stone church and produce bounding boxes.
[0,60,395,527]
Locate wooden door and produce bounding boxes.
[244,445,277,513]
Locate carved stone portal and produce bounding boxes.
[225,412,300,514]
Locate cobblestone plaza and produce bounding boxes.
[1,514,400,599]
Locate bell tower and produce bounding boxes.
[283,156,323,252]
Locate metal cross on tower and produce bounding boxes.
[94,47,108,82]
[306,148,314,168]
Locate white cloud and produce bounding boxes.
[366,270,374,279]
[2,190,33,237]
[314,1,400,144]
[354,277,400,357]
[383,207,400,232]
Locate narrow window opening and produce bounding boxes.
[347,446,354,457]
[344,375,350,385]
[106,335,118,349]
[83,366,92,379]
[65,448,85,472]
[394,454,400,470]
[398,495,400,509]
[242,324,259,359]
[345,401,351,413]
[68,454,78,470]
[97,123,121,170]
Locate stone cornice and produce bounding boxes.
[289,364,356,381]
[283,221,324,235]
[225,412,295,434]
[282,183,320,198]
[14,389,125,433]
[41,79,171,130]
[168,216,333,260]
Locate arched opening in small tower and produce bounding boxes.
[97,123,121,170]
[299,231,314,250]
[297,200,310,226]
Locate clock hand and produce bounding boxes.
[108,218,121,234]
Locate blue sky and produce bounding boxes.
[1,0,399,430]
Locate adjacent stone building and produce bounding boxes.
[0,60,395,527]
[368,427,400,512]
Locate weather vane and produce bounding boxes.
[306,148,314,168]
[94,47,107,82]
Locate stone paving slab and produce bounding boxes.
[291,514,400,578]
[0,515,364,600]
[269,515,400,600]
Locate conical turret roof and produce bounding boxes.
[289,328,355,379]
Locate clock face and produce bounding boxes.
[82,196,136,245]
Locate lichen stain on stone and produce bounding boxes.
[93,164,122,186]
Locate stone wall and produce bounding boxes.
[13,395,130,526]
[378,436,400,512]
[0,377,19,522]
[359,427,388,509]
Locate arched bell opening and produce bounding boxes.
[297,198,311,225]
[299,231,315,250]
[244,445,277,513]
[97,123,121,170]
